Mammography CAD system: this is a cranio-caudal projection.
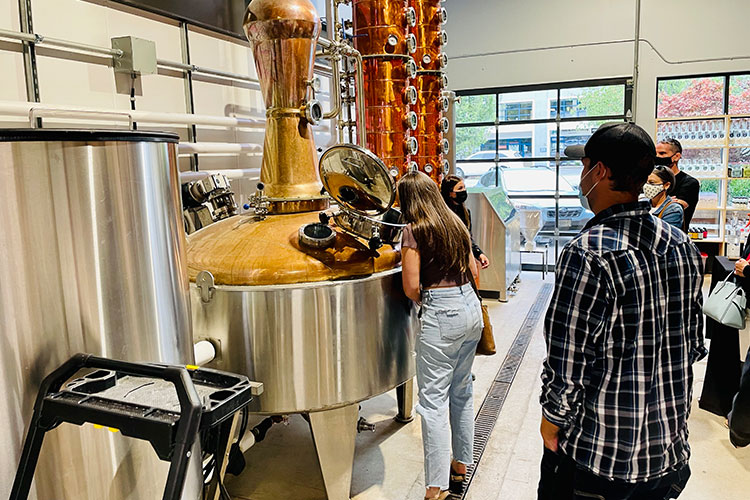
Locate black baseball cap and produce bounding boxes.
[564,122,670,166]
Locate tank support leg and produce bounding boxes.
[395,378,415,423]
[309,404,359,500]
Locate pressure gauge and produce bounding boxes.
[439,117,450,133]
[406,86,418,105]
[407,137,419,155]
[440,96,450,112]
[304,100,323,125]
[406,7,417,28]
[407,111,418,130]
[406,58,417,79]
[406,34,417,54]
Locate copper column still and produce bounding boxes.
[410,0,449,183]
[353,0,418,180]
[244,0,328,214]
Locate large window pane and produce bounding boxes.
[456,94,496,124]
[496,123,556,157]
[456,126,494,160]
[729,75,750,115]
[657,76,725,118]
[558,119,621,156]
[497,89,557,121]
[558,85,625,118]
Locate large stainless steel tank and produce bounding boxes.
[0,129,198,499]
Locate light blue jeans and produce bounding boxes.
[416,282,483,489]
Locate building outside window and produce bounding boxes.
[455,80,630,266]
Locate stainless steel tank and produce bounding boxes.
[191,268,415,415]
[0,129,198,499]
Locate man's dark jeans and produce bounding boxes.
[537,448,690,500]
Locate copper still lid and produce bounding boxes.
[186,212,400,286]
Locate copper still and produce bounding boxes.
[410,0,449,183]
[353,0,418,180]
[243,0,328,214]
[353,0,449,184]
[187,1,417,499]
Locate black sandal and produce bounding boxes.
[449,465,466,494]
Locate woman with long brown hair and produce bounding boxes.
[397,171,483,500]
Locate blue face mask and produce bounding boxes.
[578,163,601,211]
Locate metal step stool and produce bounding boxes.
[10,353,262,500]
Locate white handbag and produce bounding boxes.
[704,273,747,329]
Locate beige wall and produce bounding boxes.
[0,0,335,185]
[445,0,750,135]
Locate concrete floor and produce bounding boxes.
[227,273,750,500]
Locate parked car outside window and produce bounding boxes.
[478,166,593,235]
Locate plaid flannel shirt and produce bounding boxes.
[541,201,707,482]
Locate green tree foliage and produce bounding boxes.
[576,86,626,119]
[455,95,495,158]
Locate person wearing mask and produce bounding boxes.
[657,138,699,227]
[440,175,490,269]
[539,123,705,499]
[644,165,685,230]
[398,171,483,500]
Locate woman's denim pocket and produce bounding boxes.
[436,308,467,341]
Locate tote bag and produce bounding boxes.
[704,273,747,329]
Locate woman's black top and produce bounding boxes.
[448,202,483,260]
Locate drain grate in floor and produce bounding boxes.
[453,283,554,500]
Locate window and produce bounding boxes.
[456,79,630,267]
[550,98,580,118]
[500,101,533,121]
[657,75,726,118]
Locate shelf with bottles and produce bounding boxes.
[729,117,750,147]
[656,117,727,148]
[724,212,750,259]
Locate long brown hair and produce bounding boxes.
[397,171,472,277]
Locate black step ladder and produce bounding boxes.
[10,353,258,500]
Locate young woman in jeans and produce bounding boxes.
[397,171,484,500]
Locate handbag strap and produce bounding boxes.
[467,270,481,301]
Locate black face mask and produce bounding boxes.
[655,155,674,167]
[453,191,468,204]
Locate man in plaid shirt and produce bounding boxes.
[538,123,707,499]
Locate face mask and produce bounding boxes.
[578,163,601,211]
[453,190,468,204]
[655,155,675,167]
[643,183,664,200]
